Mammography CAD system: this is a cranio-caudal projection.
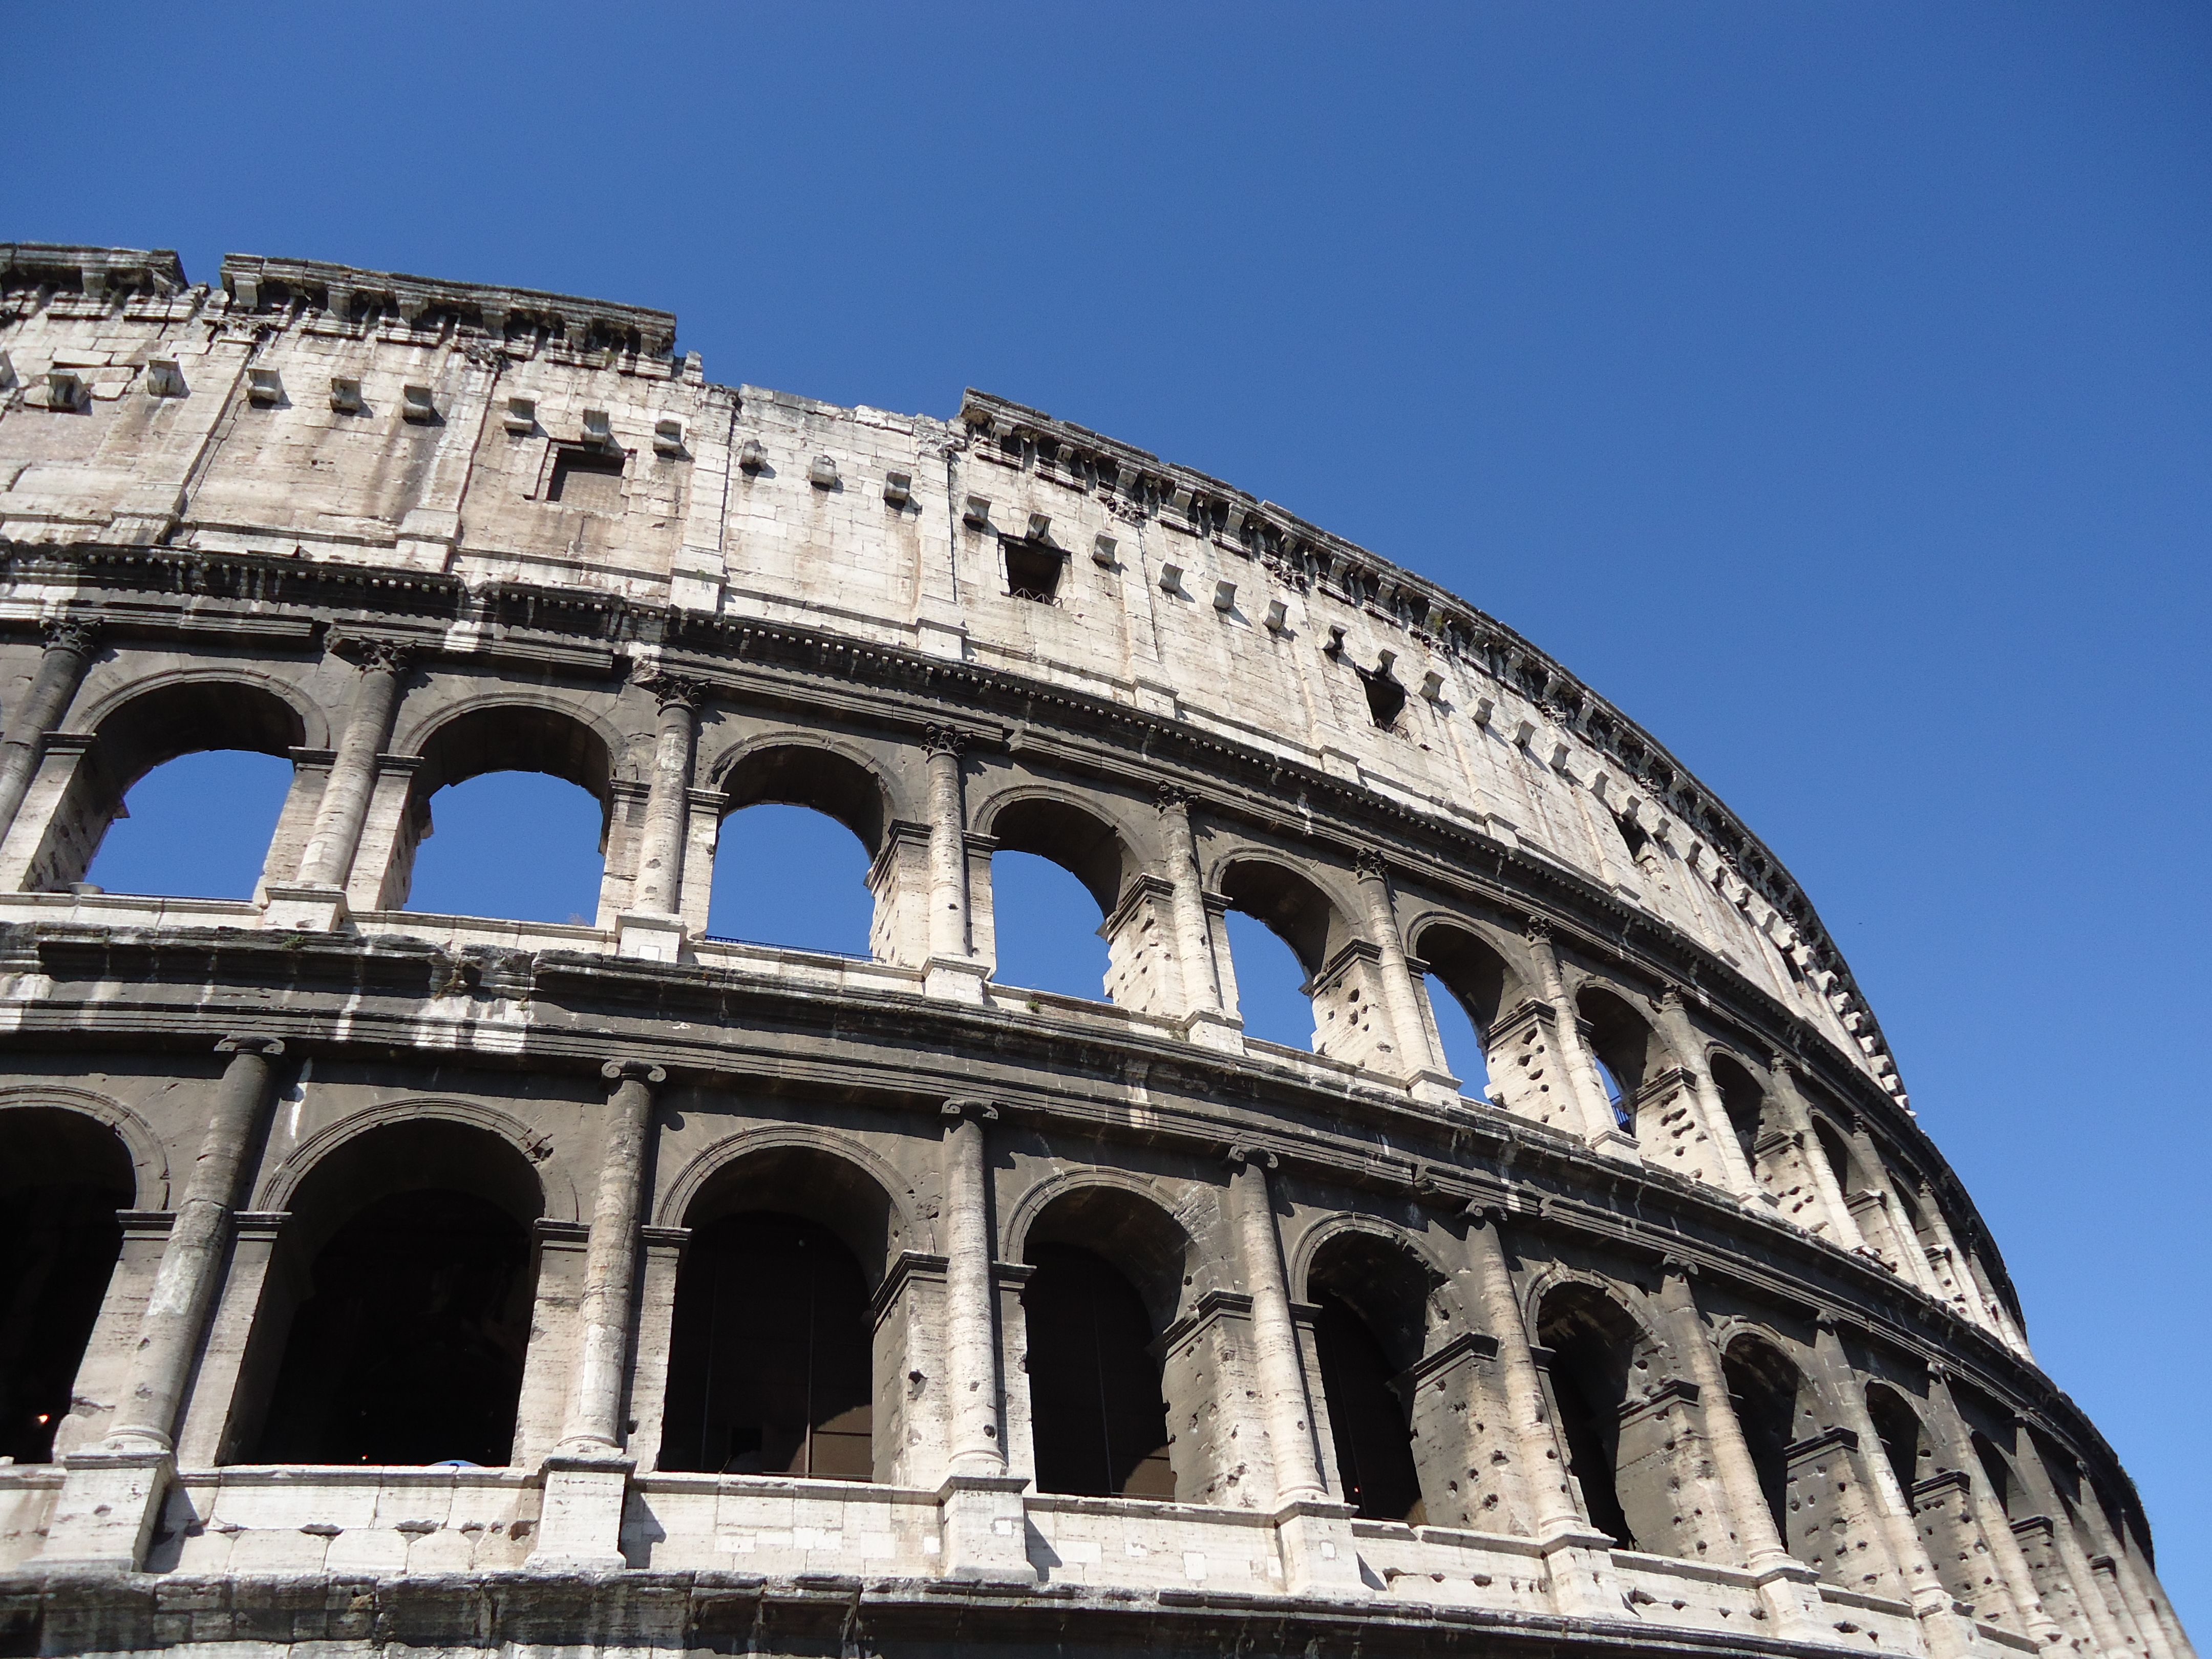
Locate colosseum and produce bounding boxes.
[0,241,2187,1659]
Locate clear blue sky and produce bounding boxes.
[13,1,2207,1622]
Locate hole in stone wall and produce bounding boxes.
[546,444,626,513]
[1003,541,1064,603]
[1356,661,1407,730]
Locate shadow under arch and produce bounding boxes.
[1299,1218,1456,1524]
[1019,1180,1192,1500]
[0,1087,169,1209]
[1213,854,1355,979]
[1721,1331,1814,1548]
[256,1099,579,1223]
[1533,1278,1663,1550]
[0,1105,138,1462]
[238,1117,548,1468]
[1575,984,1669,1130]
[979,789,1138,916]
[42,676,312,893]
[660,1138,909,1481]
[713,738,894,858]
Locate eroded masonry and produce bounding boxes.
[0,242,2187,1659]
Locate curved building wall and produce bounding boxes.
[0,242,2185,1659]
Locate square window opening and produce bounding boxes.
[1005,542,1064,604]
[548,444,626,513]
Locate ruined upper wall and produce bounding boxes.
[0,246,1899,1102]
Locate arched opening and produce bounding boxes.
[1813,1119,1862,1196]
[0,1108,134,1462]
[1307,1231,1436,1523]
[1864,1382,1930,1498]
[708,746,889,957]
[987,797,1129,1001]
[58,682,305,898]
[243,1120,542,1466]
[660,1146,894,1480]
[1535,1284,1645,1548]
[400,706,614,924]
[1578,987,1661,1134]
[1218,860,1361,1059]
[1020,1186,1185,1500]
[1415,924,1519,1102]
[1972,1430,2023,1521]
[1722,1336,1805,1542]
[1709,1055,1769,1173]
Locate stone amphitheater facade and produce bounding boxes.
[0,242,2187,1659]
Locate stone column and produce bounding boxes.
[2007,1427,2137,1658]
[1224,1147,1326,1503]
[47,1037,286,1567]
[559,1060,665,1454]
[2064,1477,2185,1659]
[1807,1317,1975,1658]
[1523,919,1638,1156]
[1654,989,1764,1202]
[0,618,98,845]
[614,670,701,965]
[1847,1121,1944,1295]
[1924,1368,2066,1649]
[923,727,985,1002]
[1460,1204,1627,1619]
[110,1037,287,1450]
[1156,786,1225,1018]
[934,1099,1033,1582]
[940,1099,1006,1477]
[1767,1058,1868,1249]
[1462,1207,1575,1534]
[1654,1262,1826,1637]
[290,641,412,894]
[1352,851,1453,1097]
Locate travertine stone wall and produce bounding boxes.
[0,244,2185,1659]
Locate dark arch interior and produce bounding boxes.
[1536,1285,1642,1548]
[241,1120,544,1466]
[1312,1288,1423,1522]
[1813,1119,1863,1196]
[1021,1243,1173,1499]
[1722,1337,1802,1540]
[1972,1431,2021,1519]
[1576,987,1662,1102]
[253,1188,531,1465]
[411,704,613,805]
[721,745,889,858]
[0,1109,134,1462]
[660,1211,874,1478]
[1415,925,1514,1036]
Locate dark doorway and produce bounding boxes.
[1022,1243,1173,1498]
[1313,1289,1423,1522]
[0,1111,132,1462]
[661,1213,874,1478]
[253,1189,530,1465]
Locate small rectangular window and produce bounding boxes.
[1004,541,1064,603]
[547,444,626,513]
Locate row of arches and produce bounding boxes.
[1,664,2012,1338]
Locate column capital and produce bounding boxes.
[633,665,705,712]
[1660,1253,1699,1284]
[1658,983,1687,1013]
[1461,1199,1508,1230]
[1352,847,1389,884]
[1155,782,1194,814]
[41,616,100,656]
[335,636,415,676]
[1521,914,1553,946]
[924,722,965,757]
[1224,1143,1279,1175]
[214,1035,286,1059]
[941,1097,998,1125]
[601,1059,668,1086]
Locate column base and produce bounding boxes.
[925,955,990,1004]
[529,1453,634,1569]
[1181,1007,1246,1055]
[1536,1523,1632,1620]
[42,1444,173,1568]
[1272,1497,1365,1598]
[615,911,688,963]
[1588,1126,1642,1161]
[1406,1067,1463,1108]
[261,883,351,932]
[1749,1554,1829,1641]
[935,1472,1037,1583]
